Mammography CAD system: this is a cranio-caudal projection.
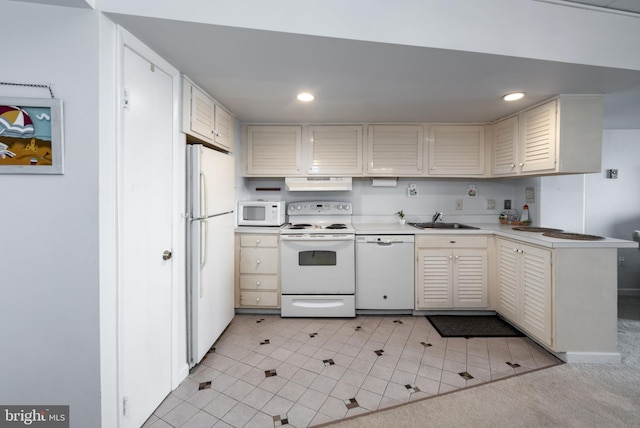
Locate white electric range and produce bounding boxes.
[280,201,356,317]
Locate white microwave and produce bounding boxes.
[237,201,286,226]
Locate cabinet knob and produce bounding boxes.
[256,297,261,302]
[256,239,261,244]
[510,164,516,168]
[256,260,261,264]
[256,281,261,286]
[519,162,524,167]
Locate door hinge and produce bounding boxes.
[123,88,130,110]
[123,396,128,416]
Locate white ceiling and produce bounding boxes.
[107,9,640,128]
[566,0,640,14]
[11,0,640,128]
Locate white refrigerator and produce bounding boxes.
[186,144,235,368]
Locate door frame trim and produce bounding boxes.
[99,23,187,428]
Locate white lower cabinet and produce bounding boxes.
[496,238,552,347]
[235,233,280,308]
[415,235,488,309]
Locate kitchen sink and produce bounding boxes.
[409,222,479,230]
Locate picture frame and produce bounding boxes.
[0,97,64,174]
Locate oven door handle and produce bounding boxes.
[280,235,354,241]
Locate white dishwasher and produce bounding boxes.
[356,235,415,310]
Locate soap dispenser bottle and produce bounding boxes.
[521,204,530,223]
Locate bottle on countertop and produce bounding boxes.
[520,204,530,223]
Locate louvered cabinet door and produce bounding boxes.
[492,116,518,176]
[213,104,233,152]
[428,125,486,176]
[497,239,520,322]
[245,126,302,176]
[367,125,425,176]
[520,244,552,346]
[452,249,488,308]
[307,125,363,175]
[416,249,453,309]
[519,100,557,174]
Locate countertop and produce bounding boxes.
[354,222,638,249]
[236,223,637,249]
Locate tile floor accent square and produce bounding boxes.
[405,384,421,393]
[265,369,277,378]
[273,414,289,426]
[344,398,359,409]
[459,371,474,380]
[154,314,562,428]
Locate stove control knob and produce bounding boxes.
[343,203,351,211]
[337,204,344,210]
[296,204,302,210]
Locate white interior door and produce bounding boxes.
[119,46,174,428]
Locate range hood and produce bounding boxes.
[285,177,352,192]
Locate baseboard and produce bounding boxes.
[618,289,640,296]
[173,363,190,389]
[555,351,622,364]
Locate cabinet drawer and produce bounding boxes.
[416,235,487,248]
[239,291,279,307]
[239,248,278,274]
[240,234,278,248]
[239,275,278,291]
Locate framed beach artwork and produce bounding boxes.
[0,97,64,174]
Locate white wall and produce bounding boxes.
[586,130,640,293]
[0,2,101,426]
[242,177,517,224]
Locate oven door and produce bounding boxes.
[280,235,355,294]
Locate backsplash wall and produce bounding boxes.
[240,177,521,224]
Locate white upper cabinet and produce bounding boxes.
[492,116,519,176]
[492,95,603,177]
[306,125,363,176]
[428,125,486,176]
[367,125,425,176]
[519,100,557,174]
[182,78,234,152]
[244,125,302,176]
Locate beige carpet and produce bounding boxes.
[320,297,640,428]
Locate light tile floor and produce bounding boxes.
[143,315,561,428]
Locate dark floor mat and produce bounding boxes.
[426,315,525,338]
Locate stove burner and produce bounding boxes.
[326,224,347,229]
[289,223,312,230]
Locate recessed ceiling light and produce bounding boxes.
[297,92,315,102]
[502,92,525,101]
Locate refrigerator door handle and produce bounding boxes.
[200,220,208,271]
[200,172,208,218]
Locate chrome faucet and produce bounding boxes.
[432,211,443,223]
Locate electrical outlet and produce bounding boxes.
[455,199,463,210]
[504,199,512,210]
[486,199,496,210]
[618,256,625,266]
